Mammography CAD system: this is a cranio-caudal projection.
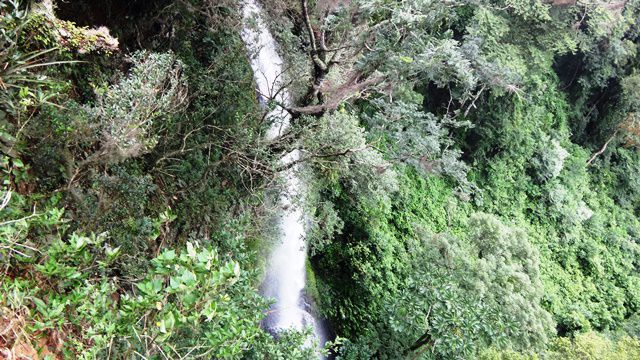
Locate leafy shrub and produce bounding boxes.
[467,213,555,349]
[1,234,314,359]
[379,233,508,359]
[532,136,569,182]
[85,51,187,163]
[0,0,74,118]
[547,332,640,360]
[365,99,474,199]
[302,111,399,203]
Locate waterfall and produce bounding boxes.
[240,0,327,351]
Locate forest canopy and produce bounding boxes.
[1,0,640,359]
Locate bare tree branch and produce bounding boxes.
[586,130,618,166]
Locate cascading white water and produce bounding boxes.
[241,0,290,143]
[240,0,326,349]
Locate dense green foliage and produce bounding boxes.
[290,0,640,358]
[0,0,319,358]
[2,0,640,359]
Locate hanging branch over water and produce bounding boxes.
[294,0,383,116]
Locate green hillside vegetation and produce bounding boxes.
[1,0,640,359]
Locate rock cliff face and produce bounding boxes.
[33,1,119,54]
[53,0,172,52]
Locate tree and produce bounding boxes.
[380,214,553,358]
[383,233,506,359]
[467,213,555,349]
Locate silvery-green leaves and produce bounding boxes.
[87,51,187,162]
